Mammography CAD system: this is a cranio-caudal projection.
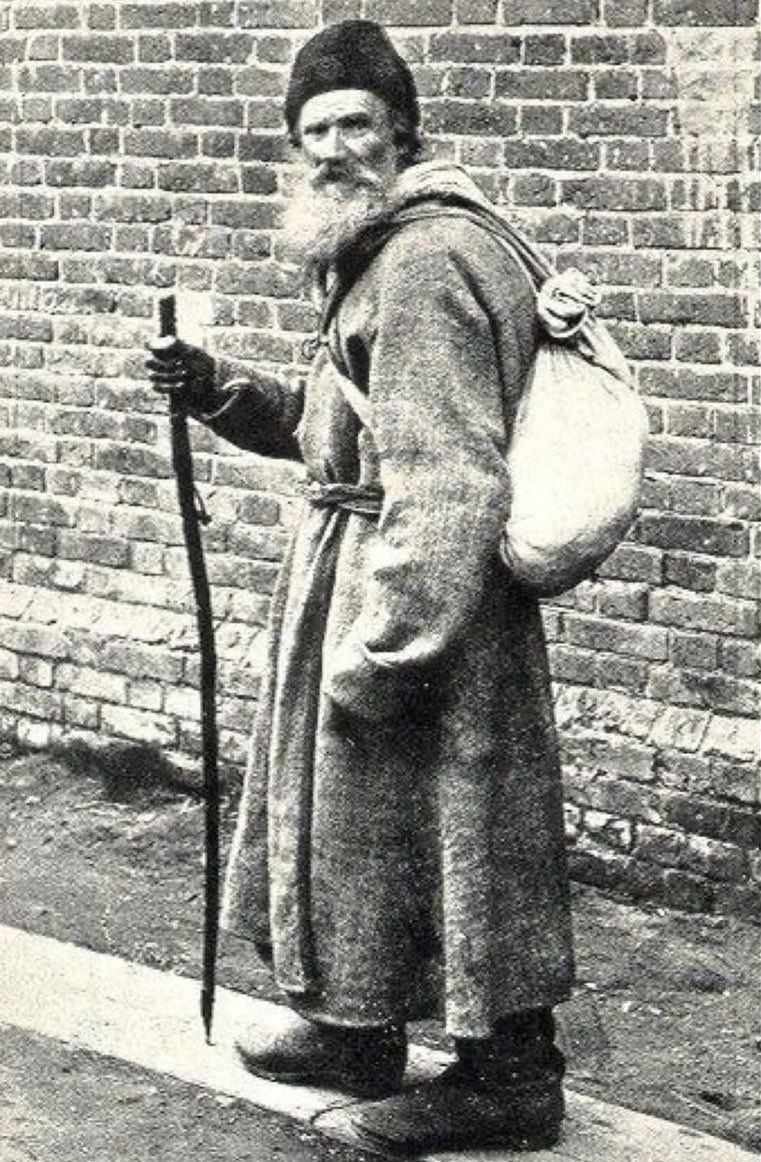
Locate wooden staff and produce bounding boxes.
[158,293,219,1043]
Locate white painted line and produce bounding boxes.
[0,925,755,1162]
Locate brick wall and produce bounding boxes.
[1,0,759,918]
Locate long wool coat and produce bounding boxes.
[211,181,575,1039]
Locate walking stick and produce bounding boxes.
[158,294,220,1043]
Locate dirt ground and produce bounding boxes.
[1,1026,376,1162]
[1,740,759,1154]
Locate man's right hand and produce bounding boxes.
[145,336,219,412]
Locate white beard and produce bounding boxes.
[281,168,392,274]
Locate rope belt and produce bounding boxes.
[305,480,383,516]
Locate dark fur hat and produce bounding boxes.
[285,20,420,140]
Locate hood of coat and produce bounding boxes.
[390,158,498,217]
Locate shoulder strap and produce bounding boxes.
[319,201,554,427]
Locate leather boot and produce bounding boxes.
[346,1007,564,1156]
[235,1009,407,1099]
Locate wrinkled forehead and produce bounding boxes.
[297,88,393,135]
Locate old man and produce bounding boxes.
[147,20,574,1155]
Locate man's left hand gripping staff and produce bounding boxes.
[145,337,222,414]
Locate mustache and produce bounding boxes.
[311,162,384,191]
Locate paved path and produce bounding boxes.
[0,924,756,1162]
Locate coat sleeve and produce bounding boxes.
[324,219,535,722]
[193,364,304,460]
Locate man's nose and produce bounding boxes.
[318,124,350,161]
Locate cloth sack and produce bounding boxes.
[501,295,649,595]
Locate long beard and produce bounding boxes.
[281,166,392,276]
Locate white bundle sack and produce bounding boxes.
[500,271,649,596]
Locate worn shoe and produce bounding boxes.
[346,1060,564,1156]
[235,1010,407,1099]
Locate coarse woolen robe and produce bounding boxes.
[211,166,575,1039]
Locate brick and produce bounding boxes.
[238,0,319,25]
[662,869,715,913]
[19,655,54,688]
[455,0,499,19]
[89,5,117,30]
[198,67,235,97]
[95,444,173,479]
[236,134,288,163]
[640,516,748,558]
[716,560,761,601]
[565,614,669,660]
[101,703,176,747]
[582,809,633,852]
[608,322,670,360]
[14,5,81,27]
[595,72,638,101]
[0,37,25,63]
[136,34,172,63]
[671,631,719,672]
[517,112,565,146]
[175,33,254,63]
[424,101,517,137]
[651,592,759,638]
[524,34,565,65]
[597,582,648,621]
[56,663,127,703]
[88,127,120,155]
[157,163,238,194]
[502,0,599,19]
[256,35,293,64]
[45,159,116,187]
[1,621,69,660]
[120,66,194,95]
[128,680,164,711]
[654,0,757,24]
[62,35,134,63]
[680,833,748,883]
[57,532,130,568]
[123,130,198,159]
[0,680,64,722]
[661,792,760,850]
[720,639,760,680]
[632,217,687,249]
[649,440,759,485]
[364,0,450,22]
[713,883,761,923]
[592,738,657,783]
[504,139,599,170]
[570,105,670,137]
[443,68,491,100]
[596,653,650,693]
[714,408,761,447]
[703,756,760,807]
[11,493,71,528]
[430,33,521,64]
[562,177,666,211]
[512,174,556,207]
[121,4,199,27]
[496,69,588,101]
[633,823,683,867]
[0,648,19,680]
[571,34,627,63]
[674,331,722,364]
[640,367,748,403]
[723,487,761,524]
[604,0,647,22]
[16,126,86,157]
[650,705,710,753]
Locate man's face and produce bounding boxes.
[297,89,401,196]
